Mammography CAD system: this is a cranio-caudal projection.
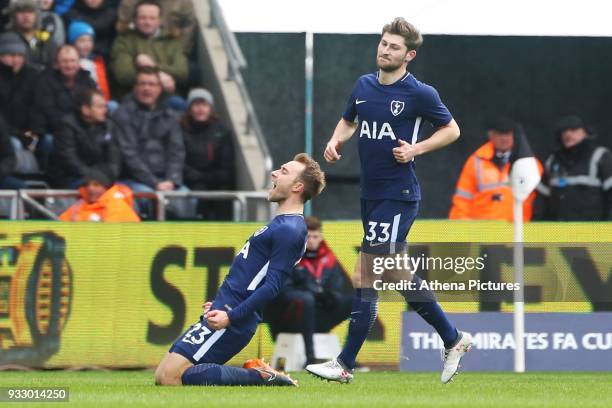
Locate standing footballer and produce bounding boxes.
[155,153,325,387]
[306,18,472,384]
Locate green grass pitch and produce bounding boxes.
[0,371,610,407]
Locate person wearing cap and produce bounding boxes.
[536,115,612,220]
[68,20,111,100]
[449,116,541,221]
[110,0,187,97]
[180,88,235,220]
[59,168,140,222]
[63,0,117,61]
[47,87,120,189]
[7,0,57,70]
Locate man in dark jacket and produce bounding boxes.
[63,0,117,61]
[113,66,187,218]
[537,115,612,220]
[0,32,38,139]
[181,88,235,219]
[266,216,353,365]
[48,88,120,188]
[31,45,97,136]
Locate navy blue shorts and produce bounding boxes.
[169,318,257,365]
[360,199,419,252]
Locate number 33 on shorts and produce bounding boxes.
[181,322,212,345]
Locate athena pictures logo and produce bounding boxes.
[0,232,73,367]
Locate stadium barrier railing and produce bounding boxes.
[0,189,274,221]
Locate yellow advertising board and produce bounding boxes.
[0,221,610,368]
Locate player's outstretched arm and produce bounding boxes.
[324,119,358,163]
[393,119,460,163]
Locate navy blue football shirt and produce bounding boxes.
[342,71,453,201]
[213,214,307,324]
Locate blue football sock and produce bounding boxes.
[408,301,458,349]
[338,288,378,370]
[181,363,263,386]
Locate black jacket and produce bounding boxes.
[537,139,612,220]
[0,117,16,180]
[182,118,235,190]
[47,113,121,188]
[113,96,185,188]
[63,0,117,60]
[31,68,97,135]
[0,62,38,136]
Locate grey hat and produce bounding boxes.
[187,88,214,107]
[0,32,27,55]
[10,0,39,13]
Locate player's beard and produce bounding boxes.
[378,59,404,73]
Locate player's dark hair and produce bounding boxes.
[305,216,322,231]
[293,153,325,203]
[134,0,162,19]
[382,17,423,51]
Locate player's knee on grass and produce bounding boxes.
[154,352,192,386]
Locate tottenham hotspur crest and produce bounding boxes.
[390,100,405,116]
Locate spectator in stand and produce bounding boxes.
[266,216,353,366]
[63,0,117,61]
[7,0,56,70]
[68,20,111,100]
[181,88,235,220]
[0,31,48,182]
[112,66,189,218]
[59,168,140,222]
[110,0,187,98]
[0,115,21,189]
[0,31,38,143]
[536,115,612,220]
[31,44,96,136]
[116,0,195,52]
[38,0,65,48]
[449,116,541,222]
[47,88,120,189]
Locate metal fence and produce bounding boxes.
[0,190,274,222]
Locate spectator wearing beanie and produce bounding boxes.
[0,31,39,140]
[63,0,117,61]
[68,20,111,100]
[181,88,236,220]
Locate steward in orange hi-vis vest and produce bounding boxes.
[449,118,543,222]
[60,170,140,222]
